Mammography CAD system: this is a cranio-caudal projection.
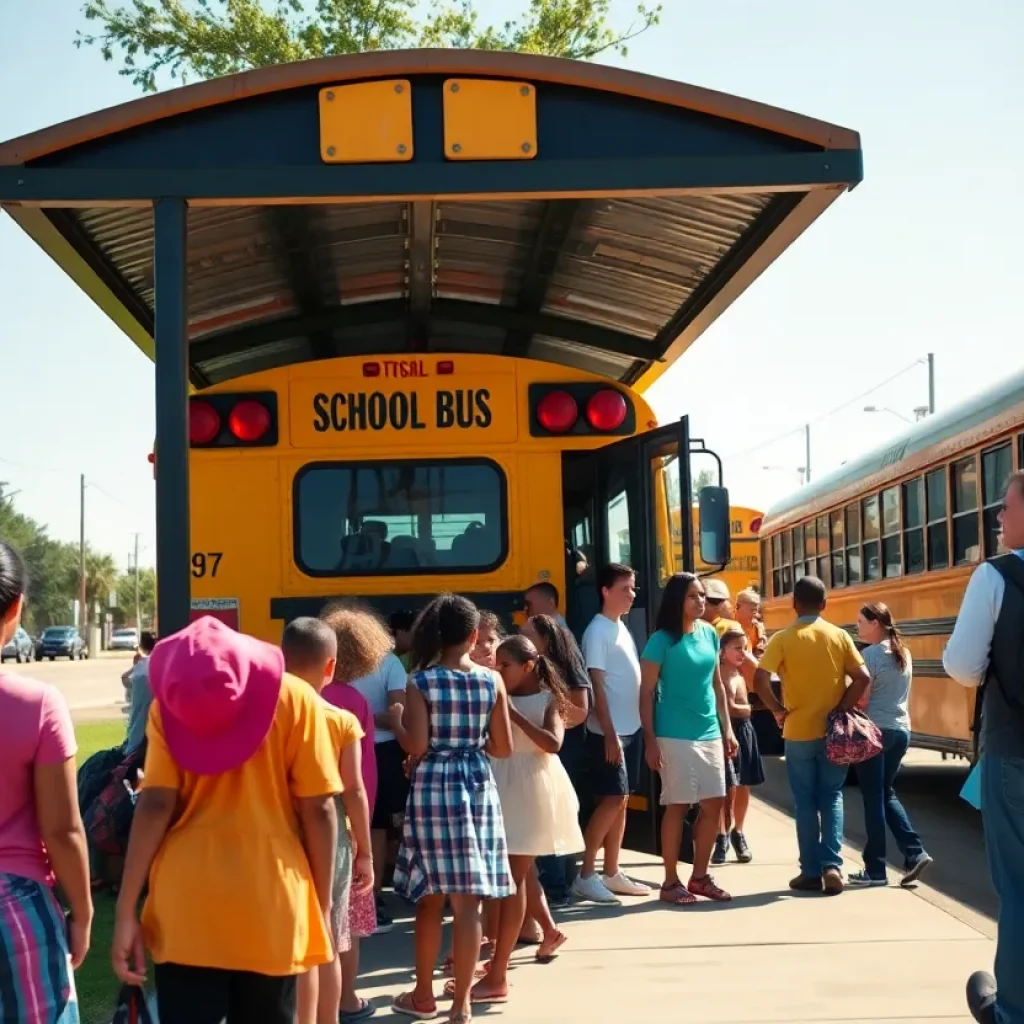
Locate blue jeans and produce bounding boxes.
[858,728,926,878]
[982,754,1024,1024]
[785,738,848,877]
[537,854,576,900]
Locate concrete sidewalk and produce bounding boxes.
[357,795,994,1023]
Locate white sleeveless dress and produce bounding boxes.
[489,691,585,857]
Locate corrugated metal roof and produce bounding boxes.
[62,191,777,387]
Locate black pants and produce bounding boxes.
[154,963,297,1024]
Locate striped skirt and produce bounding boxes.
[0,874,79,1024]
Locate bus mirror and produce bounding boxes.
[698,486,731,567]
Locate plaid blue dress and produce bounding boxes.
[393,667,512,902]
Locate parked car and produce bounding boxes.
[109,627,140,652]
[39,626,86,661]
[1,626,34,664]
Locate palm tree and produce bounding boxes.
[84,548,119,627]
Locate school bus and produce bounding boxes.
[0,48,862,848]
[760,368,1024,758]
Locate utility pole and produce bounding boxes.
[927,352,936,415]
[804,424,811,484]
[133,533,142,630]
[79,474,86,630]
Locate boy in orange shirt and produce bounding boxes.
[112,616,341,1024]
[283,617,374,1024]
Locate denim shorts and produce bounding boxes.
[586,729,643,797]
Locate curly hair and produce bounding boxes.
[320,600,395,683]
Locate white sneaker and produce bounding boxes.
[571,873,622,905]
[602,871,651,897]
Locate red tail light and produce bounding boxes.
[190,401,221,445]
[362,362,380,377]
[436,360,454,375]
[749,517,763,534]
[536,390,578,433]
[586,389,628,431]
[228,400,271,443]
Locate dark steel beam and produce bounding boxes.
[153,198,191,636]
[503,199,583,357]
[189,297,655,366]
[406,201,435,352]
[0,151,864,204]
[264,207,336,360]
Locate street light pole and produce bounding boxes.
[805,424,811,484]
[927,352,936,415]
[79,474,86,631]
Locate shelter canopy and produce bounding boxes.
[0,50,862,392]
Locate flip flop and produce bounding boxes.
[392,991,439,1019]
[340,997,376,1023]
[536,930,567,963]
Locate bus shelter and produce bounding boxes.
[0,50,862,633]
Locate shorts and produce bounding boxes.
[348,884,376,940]
[658,737,727,805]
[330,806,353,954]
[0,873,79,1023]
[586,728,643,798]
[372,739,410,830]
[730,716,765,787]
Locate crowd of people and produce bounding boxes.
[1,524,982,1024]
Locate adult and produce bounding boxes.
[0,540,92,1021]
[572,564,650,904]
[349,637,409,935]
[848,602,932,888]
[123,630,157,754]
[640,573,737,904]
[943,471,1024,1024]
[754,576,870,895]
[522,614,589,907]
[524,582,568,628]
[702,579,742,636]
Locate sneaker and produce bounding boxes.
[822,867,844,895]
[846,870,887,888]
[687,874,732,902]
[546,892,571,910]
[711,834,729,865]
[374,896,394,935]
[901,853,933,887]
[601,871,651,897]
[730,830,752,863]
[789,874,823,892]
[571,872,622,905]
[966,971,998,1024]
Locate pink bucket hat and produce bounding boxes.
[149,615,284,776]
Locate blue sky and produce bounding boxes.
[1,0,1022,565]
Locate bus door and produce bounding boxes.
[581,419,693,855]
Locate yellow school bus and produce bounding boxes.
[760,368,1024,757]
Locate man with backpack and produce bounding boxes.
[944,471,1024,1024]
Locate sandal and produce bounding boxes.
[659,882,697,905]
[448,1014,472,1024]
[392,991,439,1019]
[536,930,567,962]
[340,998,376,1023]
[442,977,508,1004]
[440,960,491,980]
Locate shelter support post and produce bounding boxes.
[153,198,191,636]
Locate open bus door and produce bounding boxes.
[578,415,730,855]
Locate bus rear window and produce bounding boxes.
[294,460,507,576]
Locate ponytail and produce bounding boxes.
[497,636,572,716]
[861,601,908,672]
[887,624,909,672]
[409,593,480,672]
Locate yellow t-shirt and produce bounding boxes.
[711,615,745,640]
[322,702,363,826]
[140,672,343,975]
[758,617,865,741]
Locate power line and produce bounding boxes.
[722,358,927,463]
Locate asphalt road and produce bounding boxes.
[756,747,995,921]
[10,652,132,721]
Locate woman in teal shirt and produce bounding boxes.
[640,573,737,905]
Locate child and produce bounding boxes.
[715,628,765,864]
[389,594,514,1024]
[111,617,341,1024]
[389,610,417,672]
[283,617,374,1024]
[471,610,504,670]
[320,604,397,1024]
[460,636,583,1005]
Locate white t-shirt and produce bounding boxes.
[351,651,408,743]
[582,614,642,737]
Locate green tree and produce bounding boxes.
[691,467,715,502]
[115,566,157,628]
[83,549,120,624]
[77,0,662,92]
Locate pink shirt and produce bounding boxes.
[0,671,77,885]
[322,682,377,812]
